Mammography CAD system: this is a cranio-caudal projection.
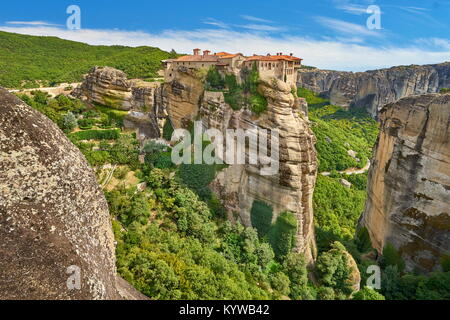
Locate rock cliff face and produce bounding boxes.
[74,66,161,138]
[0,88,146,300]
[161,67,318,262]
[360,93,450,272]
[298,63,450,118]
[155,66,205,128]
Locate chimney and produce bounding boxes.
[203,50,211,56]
[193,48,201,56]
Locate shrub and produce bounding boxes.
[162,120,174,141]
[352,286,385,300]
[205,66,225,90]
[77,118,95,130]
[224,91,244,111]
[317,287,335,300]
[249,93,268,115]
[69,129,120,141]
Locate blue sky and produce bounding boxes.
[0,0,449,71]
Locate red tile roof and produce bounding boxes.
[175,55,220,62]
[245,54,302,62]
[171,51,302,64]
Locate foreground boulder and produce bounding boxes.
[360,92,450,272]
[0,88,146,300]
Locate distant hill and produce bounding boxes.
[0,31,176,88]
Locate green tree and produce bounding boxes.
[205,66,224,90]
[380,243,405,272]
[62,112,77,133]
[269,211,298,260]
[169,49,178,59]
[316,286,335,300]
[283,253,309,299]
[315,242,353,295]
[250,200,273,238]
[352,287,385,300]
[269,272,291,297]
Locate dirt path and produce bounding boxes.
[321,160,371,176]
[8,83,81,97]
[101,164,118,188]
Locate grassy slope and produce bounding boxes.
[0,31,173,88]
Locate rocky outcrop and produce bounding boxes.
[73,66,161,138]
[298,63,450,118]
[195,77,318,262]
[155,66,205,128]
[0,88,146,300]
[73,66,161,111]
[360,93,450,272]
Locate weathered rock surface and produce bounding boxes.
[0,88,146,300]
[155,66,205,128]
[197,77,318,263]
[360,93,450,272]
[298,63,450,118]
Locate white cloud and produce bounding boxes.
[0,25,448,72]
[315,16,384,37]
[239,24,283,32]
[415,38,450,50]
[6,21,61,27]
[240,15,273,23]
[336,4,368,15]
[202,18,229,29]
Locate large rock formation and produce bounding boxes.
[161,66,318,262]
[360,92,450,272]
[155,66,205,128]
[0,88,146,300]
[298,63,450,118]
[73,66,161,138]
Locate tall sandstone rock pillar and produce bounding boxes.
[161,67,318,262]
[360,93,450,272]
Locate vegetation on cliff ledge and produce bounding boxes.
[205,64,268,115]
